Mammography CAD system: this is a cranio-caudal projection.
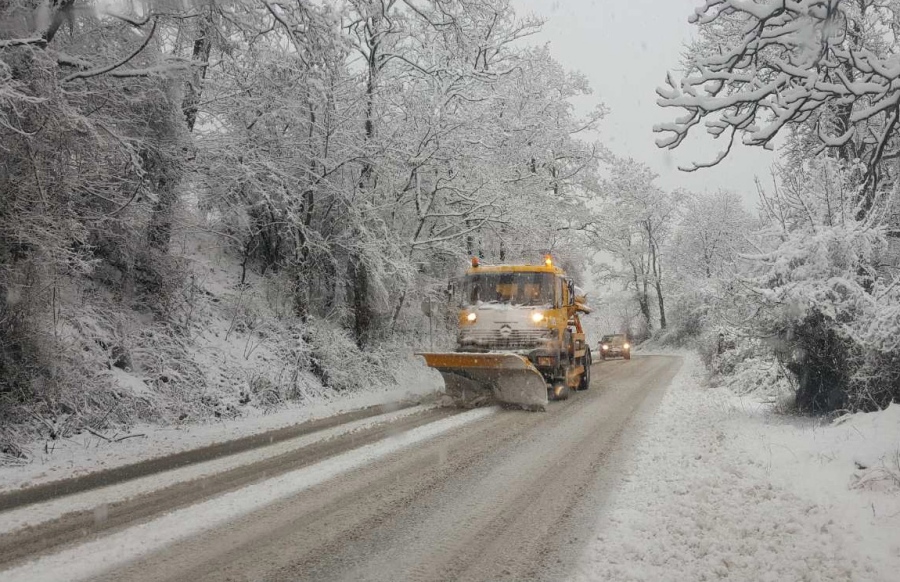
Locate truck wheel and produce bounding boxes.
[624,351,631,360]
[550,383,570,401]
[577,348,592,391]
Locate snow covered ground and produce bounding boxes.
[572,353,900,581]
[0,404,439,535]
[0,364,441,495]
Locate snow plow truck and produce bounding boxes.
[420,255,592,411]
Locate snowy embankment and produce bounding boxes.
[573,353,900,582]
[0,226,444,494]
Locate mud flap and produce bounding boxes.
[418,353,549,411]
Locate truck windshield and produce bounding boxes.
[461,272,555,307]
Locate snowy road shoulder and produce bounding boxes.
[571,353,900,582]
[0,380,440,495]
[0,404,437,536]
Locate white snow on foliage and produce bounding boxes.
[571,353,900,582]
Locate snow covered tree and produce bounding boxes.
[586,157,677,333]
[662,189,756,344]
[188,0,602,348]
[670,190,753,280]
[657,0,900,218]
[0,0,608,449]
[0,0,200,441]
[658,0,900,411]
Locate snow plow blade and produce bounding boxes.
[418,352,548,411]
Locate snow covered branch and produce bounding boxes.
[657,0,900,187]
[63,18,160,83]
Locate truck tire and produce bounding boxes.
[577,348,592,391]
[550,382,570,401]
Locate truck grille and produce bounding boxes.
[459,329,551,350]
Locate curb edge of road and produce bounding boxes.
[0,398,427,513]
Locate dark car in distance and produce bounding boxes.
[599,334,631,360]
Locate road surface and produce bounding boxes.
[0,355,681,582]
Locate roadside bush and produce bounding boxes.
[655,290,710,348]
[785,311,853,413]
[300,318,394,393]
[729,217,900,413]
[847,349,900,413]
[702,332,795,402]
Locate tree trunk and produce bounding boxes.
[293,98,318,320]
[637,292,652,331]
[322,257,337,313]
[632,267,652,331]
[348,253,371,348]
[348,7,380,346]
[147,175,176,252]
[293,266,309,321]
[182,8,214,133]
[649,240,667,329]
[43,0,76,45]
[655,278,667,330]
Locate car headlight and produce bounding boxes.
[601,344,609,350]
[466,312,477,322]
[531,311,545,323]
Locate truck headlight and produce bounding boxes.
[623,343,630,349]
[466,312,477,322]
[531,311,545,323]
[601,344,609,350]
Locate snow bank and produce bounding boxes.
[632,345,693,357]
[571,354,900,581]
[0,366,440,495]
[0,405,437,535]
[834,404,900,493]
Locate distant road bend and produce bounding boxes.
[0,355,682,582]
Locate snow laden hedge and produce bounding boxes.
[655,167,900,413]
[704,217,900,413]
[747,222,900,412]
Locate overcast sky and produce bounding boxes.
[511,0,776,209]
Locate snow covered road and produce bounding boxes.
[0,355,680,581]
